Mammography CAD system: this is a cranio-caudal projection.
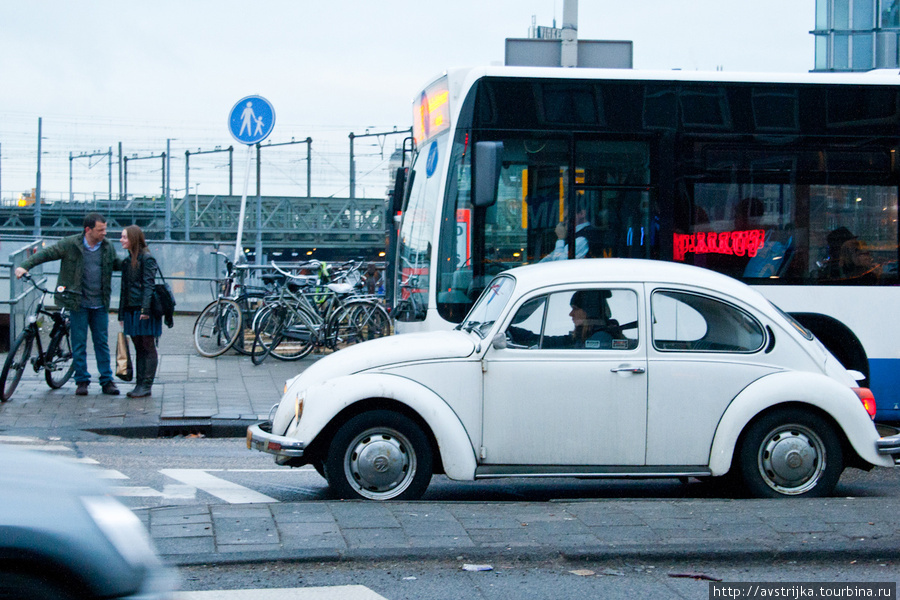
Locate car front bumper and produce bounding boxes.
[246,421,306,459]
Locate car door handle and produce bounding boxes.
[610,366,646,374]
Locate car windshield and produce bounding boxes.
[459,275,516,338]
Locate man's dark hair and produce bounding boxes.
[83,213,107,230]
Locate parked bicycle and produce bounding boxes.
[250,261,390,365]
[192,251,273,358]
[1,273,75,401]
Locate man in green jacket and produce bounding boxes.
[15,213,123,396]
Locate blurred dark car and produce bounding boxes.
[0,444,176,599]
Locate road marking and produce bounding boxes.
[111,484,197,500]
[222,467,315,472]
[27,445,73,452]
[0,435,39,443]
[94,468,129,480]
[160,469,278,504]
[175,587,388,600]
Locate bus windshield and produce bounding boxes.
[393,130,450,322]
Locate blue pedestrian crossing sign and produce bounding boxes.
[228,95,275,145]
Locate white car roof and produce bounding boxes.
[502,258,769,308]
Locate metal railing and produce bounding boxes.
[2,238,236,349]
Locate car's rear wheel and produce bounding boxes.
[325,410,433,501]
[738,408,843,498]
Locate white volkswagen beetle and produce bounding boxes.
[248,259,900,500]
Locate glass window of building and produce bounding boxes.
[834,34,851,68]
[883,0,900,27]
[817,0,830,28]
[854,0,876,27]
[852,33,875,68]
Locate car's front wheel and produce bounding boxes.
[738,408,843,498]
[325,410,433,501]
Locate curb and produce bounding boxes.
[86,419,257,439]
[163,540,900,567]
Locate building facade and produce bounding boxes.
[813,0,900,70]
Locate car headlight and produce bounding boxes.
[81,495,160,567]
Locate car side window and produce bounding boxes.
[506,289,639,350]
[651,290,764,352]
[505,296,546,348]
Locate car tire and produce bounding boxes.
[325,410,433,501]
[737,408,843,498]
[0,572,77,600]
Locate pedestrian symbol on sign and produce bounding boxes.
[229,96,275,145]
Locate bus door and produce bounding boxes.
[574,186,658,259]
[572,139,659,260]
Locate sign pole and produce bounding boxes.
[234,144,254,263]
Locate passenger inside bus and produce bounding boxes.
[839,238,881,284]
[540,206,590,261]
[816,226,881,284]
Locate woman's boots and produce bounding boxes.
[127,336,157,398]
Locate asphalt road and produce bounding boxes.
[21,436,900,510]
[177,556,900,599]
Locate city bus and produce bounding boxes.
[387,66,900,421]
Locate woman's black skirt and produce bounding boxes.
[122,308,162,337]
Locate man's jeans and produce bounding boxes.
[69,307,113,385]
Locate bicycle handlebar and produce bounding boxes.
[270,261,320,281]
[19,272,54,296]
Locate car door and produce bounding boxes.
[645,287,778,465]
[481,286,648,466]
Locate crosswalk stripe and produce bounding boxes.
[160,469,278,504]
[175,586,388,599]
[111,484,196,500]
[26,445,73,452]
[0,435,39,443]
[94,468,129,480]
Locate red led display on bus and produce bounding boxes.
[673,229,766,262]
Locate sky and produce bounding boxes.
[0,0,816,202]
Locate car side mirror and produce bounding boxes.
[491,332,508,349]
[473,141,503,208]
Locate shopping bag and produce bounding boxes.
[115,332,133,381]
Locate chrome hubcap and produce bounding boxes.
[345,428,416,500]
[758,425,826,495]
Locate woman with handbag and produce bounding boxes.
[118,225,162,398]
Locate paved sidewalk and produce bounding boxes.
[2,315,899,567]
[139,496,900,566]
[0,314,301,437]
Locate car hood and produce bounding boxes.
[288,330,478,390]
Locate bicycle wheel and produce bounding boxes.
[1,329,35,402]
[251,306,284,365]
[193,299,242,357]
[233,292,270,356]
[329,301,391,350]
[348,301,391,341]
[268,307,317,361]
[44,326,75,389]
